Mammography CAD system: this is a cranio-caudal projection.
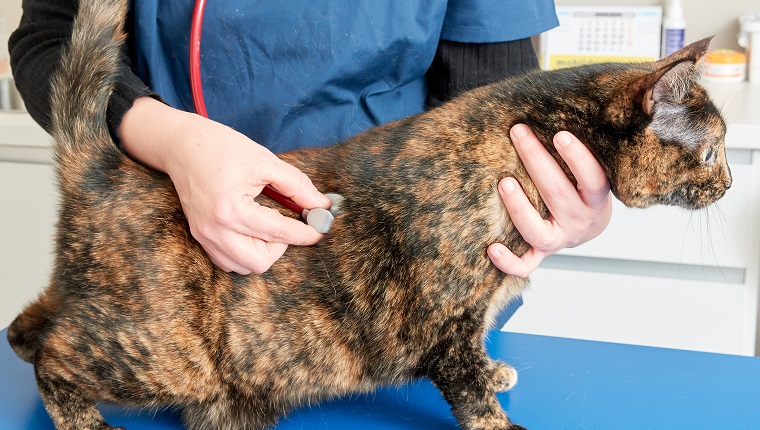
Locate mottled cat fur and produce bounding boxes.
[7,1,732,429]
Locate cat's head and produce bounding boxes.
[604,37,732,209]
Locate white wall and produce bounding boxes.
[0,0,22,60]
[555,0,757,52]
[2,0,756,55]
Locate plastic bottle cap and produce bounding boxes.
[665,0,684,19]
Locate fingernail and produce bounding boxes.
[319,194,331,205]
[489,247,502,258]
[511,124,529,140]
[555,131,572,148]
[500,178,515,194]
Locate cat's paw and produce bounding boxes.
[489,360,518,392]
[470,419,527,430]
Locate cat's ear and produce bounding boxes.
[638,37,712,115]
[658,36,712,65]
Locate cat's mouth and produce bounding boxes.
[658,183,729,209]
[618,182,729,210]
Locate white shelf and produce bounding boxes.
[0,111,49,148]
[0,111,52,164]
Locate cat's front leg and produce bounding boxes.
[425,341,526,430]
[489,360,518,393]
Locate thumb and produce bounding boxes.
[261,157,331,210]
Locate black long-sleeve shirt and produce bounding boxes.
[9,0,539,141]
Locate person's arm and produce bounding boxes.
[425,38,539,108]
[9,0,154,139]
[119,97,330,274]
[11,0,330,275]
[10,0,77,131]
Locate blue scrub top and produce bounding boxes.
[130,0,557,153]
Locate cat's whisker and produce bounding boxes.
[703,207,720,268]
[710,202,731,243]
[316,251,338,297]
[675,210,698,282]
[712,84,750,124]
[709,205,735,284]
[692,208,716,268]
[696,204,733,284]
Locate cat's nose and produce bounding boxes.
[725,166,733,190]
[720,175,732,192]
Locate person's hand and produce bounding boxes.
[163,115,331,274]
[487,124,612,277]
[119,97,330,274]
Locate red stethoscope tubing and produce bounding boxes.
[189,0,305,215]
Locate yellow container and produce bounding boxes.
[702,49,747,83]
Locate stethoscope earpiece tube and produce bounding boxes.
[189,0,343,232]
[189,0,306,215]
[190,0,209,118]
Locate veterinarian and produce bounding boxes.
[10,1,611,283]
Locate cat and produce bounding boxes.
[6,0,732,429]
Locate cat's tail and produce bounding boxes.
[49,0,128,178]
[7,289,61,363]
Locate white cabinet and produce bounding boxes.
[0,161,56,328]
[506,269,752,355]
[0,112,55,328]
[504,83,760,356]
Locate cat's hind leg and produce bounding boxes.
[34,351,124,430]
[7,288,61,363]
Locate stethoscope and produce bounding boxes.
[189,0,340,233]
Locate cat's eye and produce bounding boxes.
[702,147,715,164]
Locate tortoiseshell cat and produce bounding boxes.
[7,1,732,429]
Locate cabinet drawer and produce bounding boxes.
[502,267,755,355]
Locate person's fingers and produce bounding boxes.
[487,242,545,278]
[234,239,289,274]
[207,232,289,274]
[510,124,584,218]
[552,131,611,207]
[232,200,324,246]
[190,229,253,274]
[259,156,331,210]
[497,177,560,252]
[207,251,251,275]
[489,125,613,278]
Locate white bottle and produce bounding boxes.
[661,0,686,57]
[739,13,760,83]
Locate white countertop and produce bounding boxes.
[0,81,758,152]
[0,110,49,148]
[0,111,52,163]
